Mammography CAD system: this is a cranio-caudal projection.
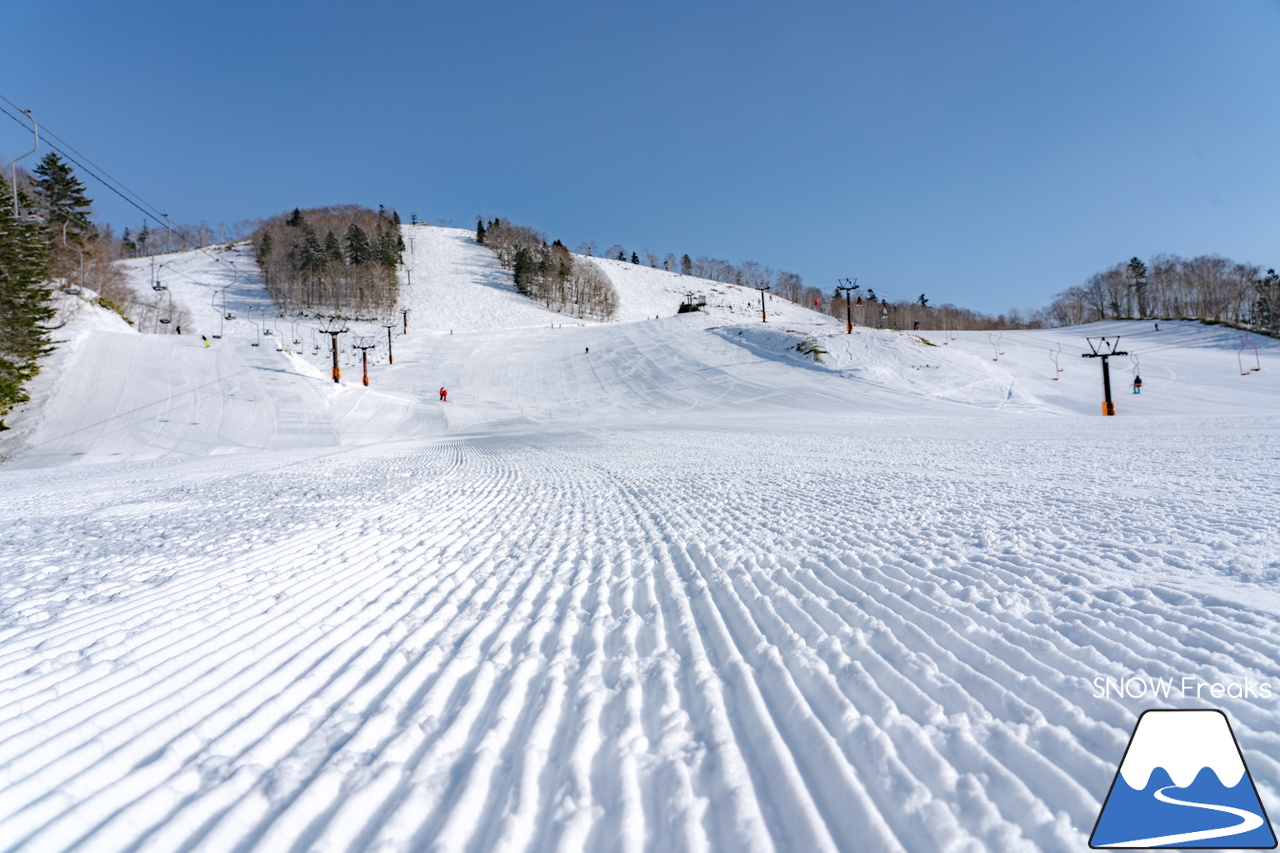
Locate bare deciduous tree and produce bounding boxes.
[1044,253,1273,329]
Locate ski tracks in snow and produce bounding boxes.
[2,422,1280,851]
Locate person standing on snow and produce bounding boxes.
[439,387,447,402]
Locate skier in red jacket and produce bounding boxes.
[439,387,447,402]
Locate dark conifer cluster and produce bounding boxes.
[0,177,53,419]
[254,205,404,317]
[0,151,136,418]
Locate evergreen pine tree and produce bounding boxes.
[345,224,370,265]
[324,231,343,263]
[1128,257,1149,317]
[32,152,94,244]
[0,178,54,419]
[513,247,535,294]
[681,254,692,275]
[476,219,486,245]
[299,225,324,273]
[1255,269,1280,334]
[631,252,639,264]
[377,229,399,268]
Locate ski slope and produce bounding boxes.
[2,226,1280,852]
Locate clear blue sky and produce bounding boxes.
[4,1,1278,315]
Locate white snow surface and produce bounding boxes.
[2,226,1280,852]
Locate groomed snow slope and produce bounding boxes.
[2,227,1279,852]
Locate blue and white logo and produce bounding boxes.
[1091,709,1277,848]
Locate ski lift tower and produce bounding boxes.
[382,318,397,363]
[754,283,770,322]
[320,316,349,383]
[1082,336,1128,416]
[836,278,860,334]
[352,336,377,386]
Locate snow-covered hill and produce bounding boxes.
[6,225,1277,466]
[2,226,1279,852]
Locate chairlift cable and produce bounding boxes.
[0,96,240,278]
[0,94,191,242]
[0,100,166,236]
[2,98,369,344]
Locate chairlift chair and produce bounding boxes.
[1238,333,1261,375]
[17,209,44,225]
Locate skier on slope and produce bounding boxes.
[439,387,447,402]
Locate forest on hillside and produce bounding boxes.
[479,219,618,321]
[253,206,404,318]
[1043,255,1278,334]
